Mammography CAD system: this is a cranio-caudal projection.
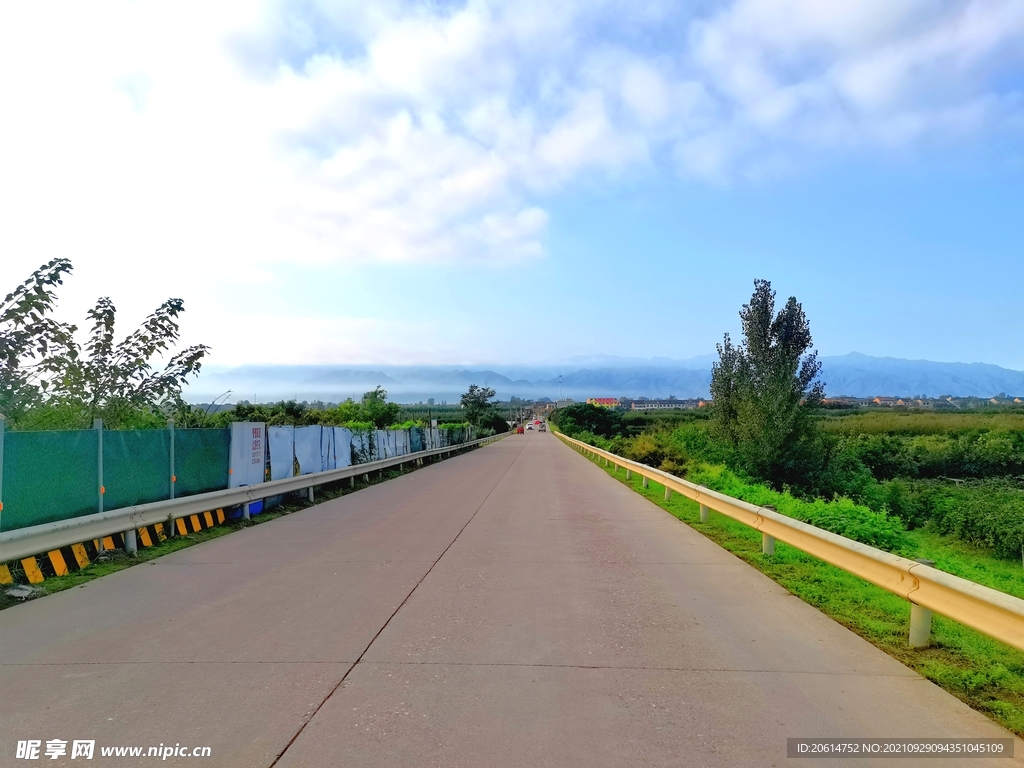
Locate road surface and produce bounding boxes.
[1,432,1020,766]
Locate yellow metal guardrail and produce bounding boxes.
[555,431,1024,653]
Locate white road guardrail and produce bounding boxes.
[1,434,506,565]
[555,430,1024,653]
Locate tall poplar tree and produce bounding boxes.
[710,279,825,488]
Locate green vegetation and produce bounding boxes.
[1,259,78,424]
[821,410,1024,435]
[551,280,1023,569]
[549,402,626,441]
[687,463,911,551]
[180,387,406,430]
[575,447,1024,737]
[709,279,825,490]
[553,403,1024,565]
[399,403,465,424]
[2,260,208,430]
[458,384,510,435]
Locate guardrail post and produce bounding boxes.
[95,418,105,552]
[760,505,776,555]
[242,502,250,520]
[642,476,648,488]
[308,486,314,503]
[124,528,137,555]
[908,559,936,647]
[625,468,631,480]
[699,503,709,522]
[664,486,671,501]
[909,603,932,648]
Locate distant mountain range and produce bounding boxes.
[187,353,1024,404]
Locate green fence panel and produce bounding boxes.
[103,430,171,511]
[174,428,229,497]
[1,430,98,532]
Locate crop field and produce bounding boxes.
[819,410,1024,435]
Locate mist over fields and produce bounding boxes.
[187,353,1024,404]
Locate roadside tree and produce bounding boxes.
[710,279,825,489]
[360,386,401,429]
[54,297,209,429]
[2,260,210,429]
[460,384,497,426]
[0,259,77,423]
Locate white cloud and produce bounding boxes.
[2,0,1020,276]
[686,0,1024,174]
[0,0,1021,364]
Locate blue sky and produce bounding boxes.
[2,0,1022,369]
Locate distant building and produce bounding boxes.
[586,397,619,408]
[629,398,704,411]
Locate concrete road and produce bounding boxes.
[1,433,1020,767]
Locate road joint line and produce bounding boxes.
[351,660,921,676]
[267,439,530,768]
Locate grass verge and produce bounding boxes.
[0,460,435,612]
[582,448,1024,738]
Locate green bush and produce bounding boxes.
[477,412,511,434]
[687,464,912,553]
[550,404,624,439]
[568,405,1023,561]
[832,426,1024,482]
[567,423,912,553]
[571,430,614,451]
[387,419,422,430]
[921,481,1024,559]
